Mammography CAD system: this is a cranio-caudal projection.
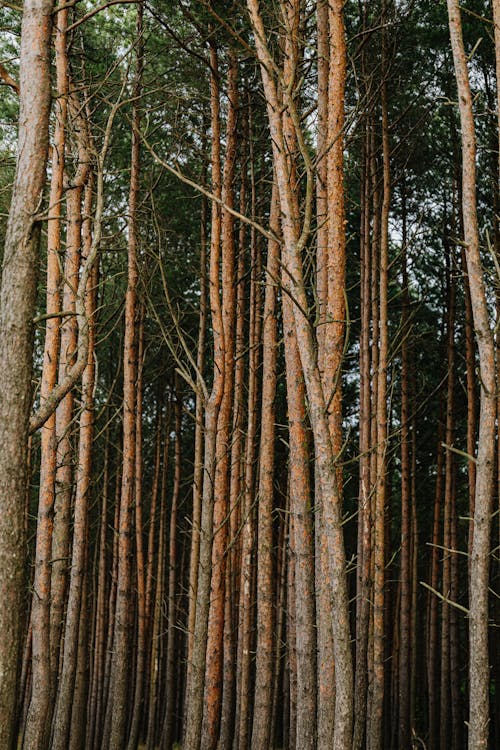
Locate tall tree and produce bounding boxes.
[0,2,54,746]
[447,2,496,748]
[109,6,143,745]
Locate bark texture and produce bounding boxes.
[0,2,54,747]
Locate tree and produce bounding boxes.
[0,2,54,746]
[447,2,496,748]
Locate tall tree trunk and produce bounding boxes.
[20,8,64,748]
[51,173,96,750]
[447,4,496,747]
[427,418,444,750]
[440,240,456,750]
[247,3,353,746]
[146,419,169,750]
[251,181,280,747]
[187,167,208,673]
[28,67,90,750]
[353,118,372,750]
[0,0,54,725]
[398,179,411,750]
[218,124,247,750]
[50,83,91,702]
[37,0,67,705]
[183,38,225,750]
[128,306,146,750]
[202,50,238,750]
[280,5,317,747]
[109,6,142,742]
[87,428,110,750]
[161,385,182,749]
[235,158,261,750]
[316,5,337,745]
[369,28,390,750]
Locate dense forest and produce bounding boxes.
[1,0,500,748]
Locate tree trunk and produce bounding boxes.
[202,50,238,750]
[252,181,280,748]
[109,6,142,741]
[447,3,496,747]
[183,38,225,750]
[0,3,53,747]
[247,3,353,746]
[51,174,96,750]
[161,385,182,749]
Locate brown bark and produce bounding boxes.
[369,20,390,747]
[146,421,169,749]
[461,248,477,569]
[218,126,247,750]
[87,428,111,750]
[183,38,225,750]
[49,87,91,721]
[353,118,372,750]
[398,180,411,750]
[161,386,182,749]
[287,516,297,750]
[316,6,337,743]
[29,63,91,750]
[235,156,261,750]
[51,175,96,750]
[128,306,146,750]
[447,4,496,747]
[101,465,122,748]
[187,167,208,673]
[440,242,456,750]
[427,419,444,750]
[252,181,280,748]
[20,9,64,748]
[202,50,238,750]
[69,565,90,750]
[109,8,142,741]
[247,2,353,747]
[38,0,67,695]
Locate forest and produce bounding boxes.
[0,0,500,749]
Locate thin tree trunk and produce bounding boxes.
[235,163,261,750]
[461,248,476,570]
[183,38,225,750]
[427,415,444,750]
[161,385,182,749]
[187,167,208,673]
[51,173,96,750]
[202,50,238,750]
[101,465,122,748]
[69,566,90,750]
[128,305,146,750]
[218,125,247,750]
[440,240,456,750]
[447,4,496,747]
[21,9,65,748]
[28,74,91,750]
[353,117,372,750]
[109,6,142,741]
[247,3,354,746]
[37,0,67,703]
[369,12,391,746]
[146,421,169,749]
[251,180,280,748]
[87,428,110,750]
[50,84,91,699]
[398,179,411,750]
[143,396,164,736]
[316,5,337,743]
